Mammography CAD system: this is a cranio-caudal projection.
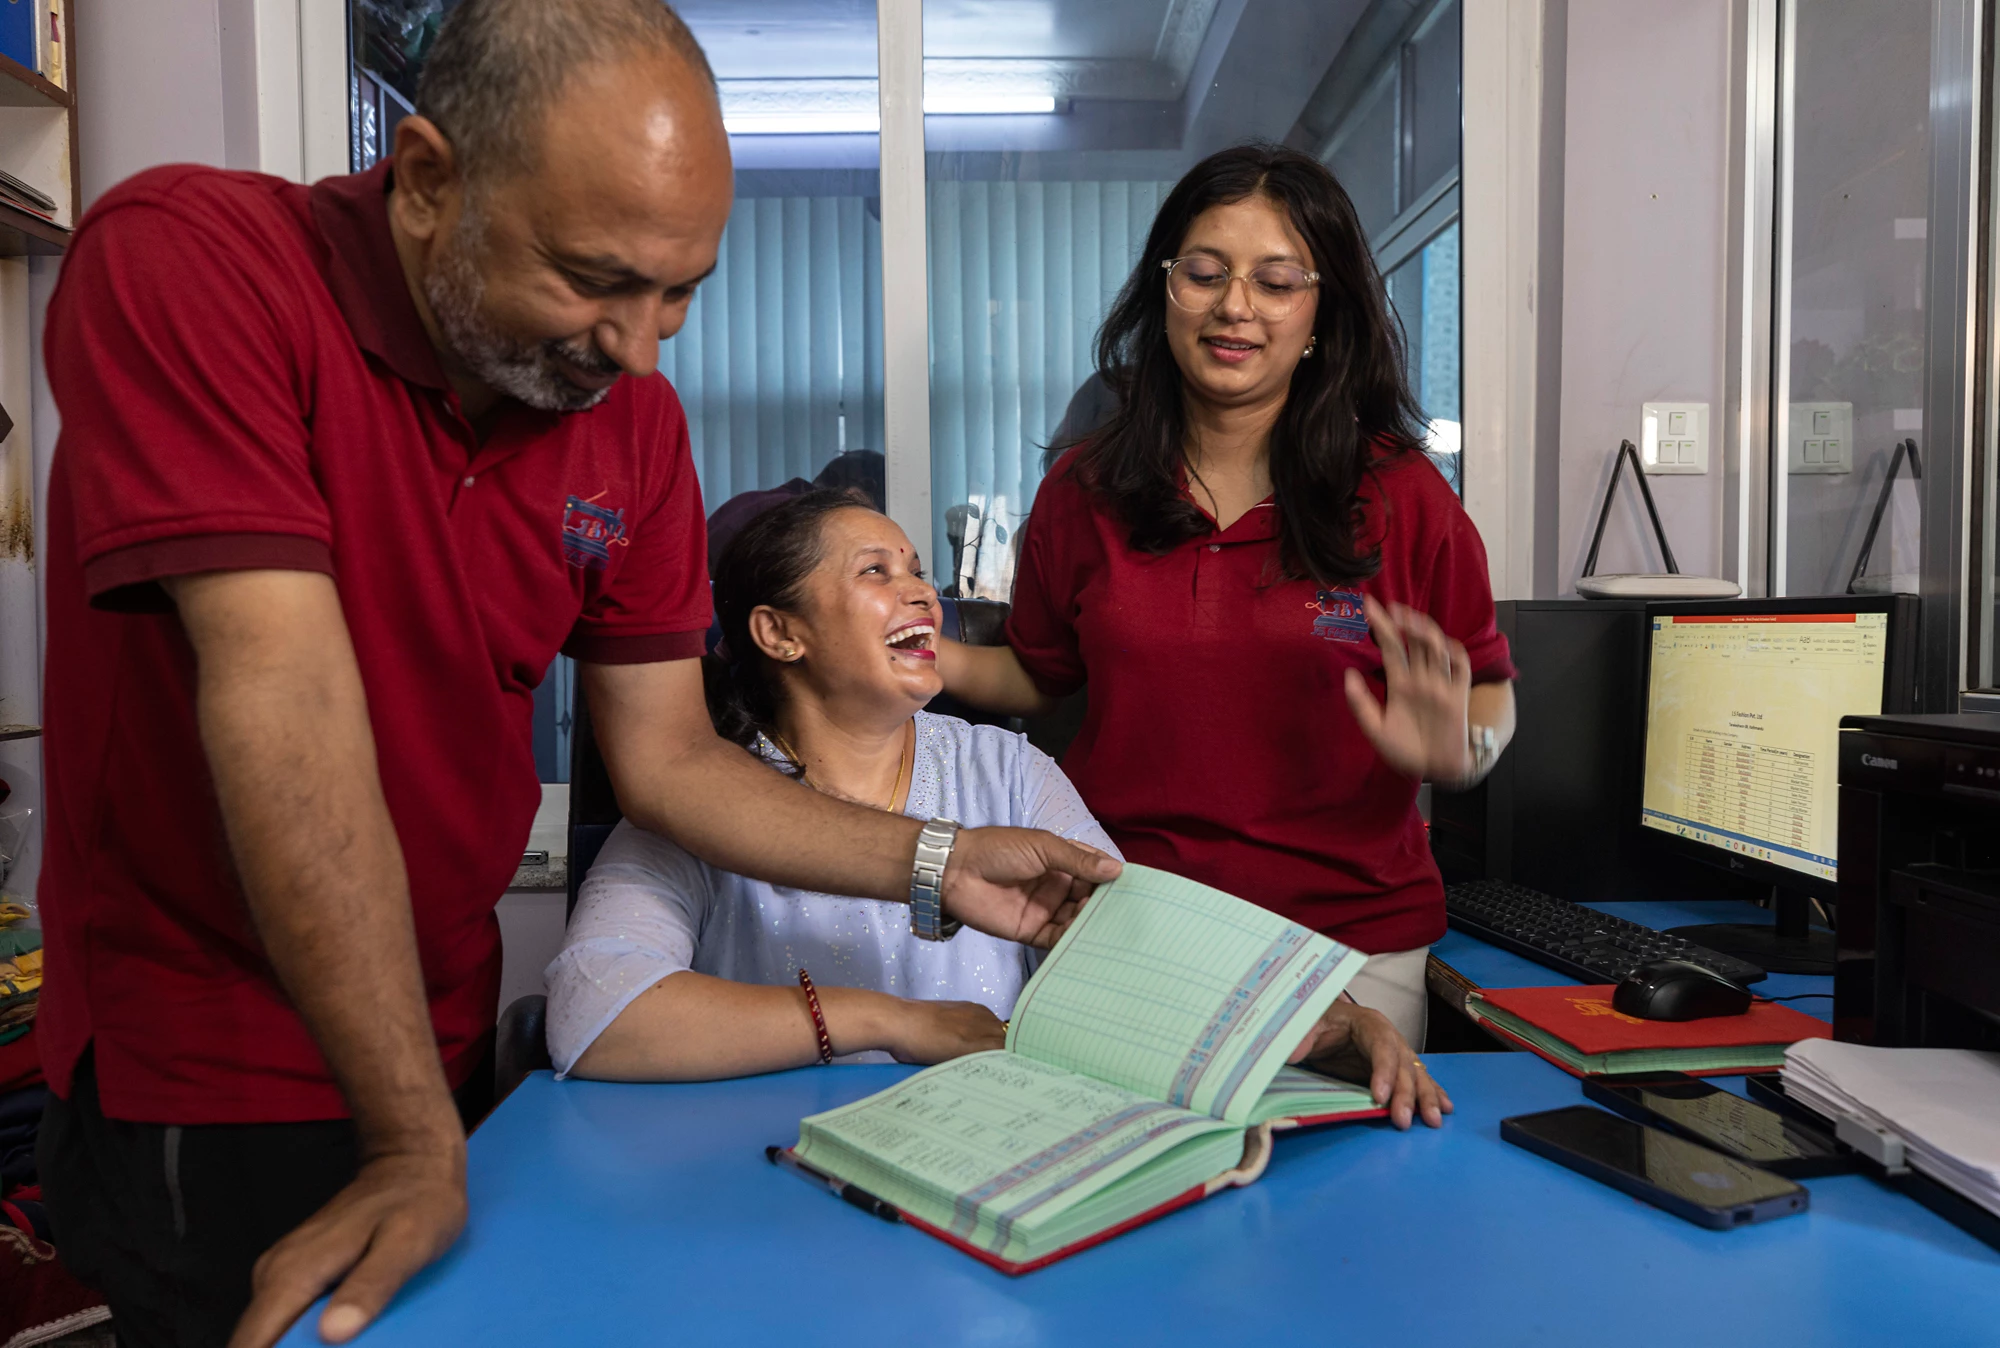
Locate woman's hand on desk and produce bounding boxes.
[886,998,1009,1065]
[1288,1001,1452,1130]
[1345,596,1474,782]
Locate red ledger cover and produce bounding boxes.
[791,1102,1389,1276]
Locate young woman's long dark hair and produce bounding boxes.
[702,488,869,758]
[1071,142,1427,585]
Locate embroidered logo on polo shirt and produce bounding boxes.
[561,492,631,571]
[1307,588,1368,642]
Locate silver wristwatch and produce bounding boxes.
[1454,723,1500,789]
[909,818,963,942]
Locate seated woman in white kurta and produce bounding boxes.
[547,490,1119,1080]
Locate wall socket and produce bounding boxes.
[1788,402,1853,474]
[1639,402,1708,474]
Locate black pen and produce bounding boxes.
[765,1145,903,1223]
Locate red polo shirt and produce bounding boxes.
[1008,446,1514,954]
[38,161,711,1124]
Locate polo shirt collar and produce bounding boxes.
[1178,465,1279,544]
[311,160,451,392]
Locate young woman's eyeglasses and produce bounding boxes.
[1161,257,1321,320]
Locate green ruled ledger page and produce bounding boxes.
[1004,865,1368,1126]
[793,1052,1244,1262]
[792,865,1374,1263]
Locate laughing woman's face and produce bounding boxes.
[749,507,944,721]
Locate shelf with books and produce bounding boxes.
[0,0,70,247]
[0,51,67,111]
[0,197,64,256]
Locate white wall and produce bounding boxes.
[1552,0,1737,589]
[76,0,235,207]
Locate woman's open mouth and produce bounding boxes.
[1201,335,1260,365]
[885,622,936,661]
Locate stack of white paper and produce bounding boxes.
[1785,1039,2000,1216]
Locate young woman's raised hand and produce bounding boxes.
[1343,595,1474,783]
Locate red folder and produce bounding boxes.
[1472,984,1831,1078]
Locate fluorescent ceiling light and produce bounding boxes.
[723,95,1061,135]
[723,111,882,136]
[924,94,1059,115]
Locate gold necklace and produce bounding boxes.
[768,719,914,814]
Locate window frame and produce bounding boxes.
[1746,0,1987,709]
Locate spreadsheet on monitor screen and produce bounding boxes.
[1640,612,1887,883]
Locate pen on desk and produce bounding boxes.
[765,1145,904,1223]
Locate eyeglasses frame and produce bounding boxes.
[1159,256,1322,320]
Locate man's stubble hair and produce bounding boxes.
[412,0,720,412]
[416,0,715,189]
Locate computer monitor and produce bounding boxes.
[1637,595,1918,974]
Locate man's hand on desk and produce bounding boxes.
[229,1144,467,1348]
[1289,1002,1452,1130]
[941,828,1121,949]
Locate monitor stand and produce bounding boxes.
[1667,888,1837,976]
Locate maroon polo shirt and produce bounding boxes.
[1008,446,1515,954]
[38,161,711,1124]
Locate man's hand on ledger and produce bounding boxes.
[229,1143,468,1348]
[940,827,1122,948]
[1289,999,1452,1130]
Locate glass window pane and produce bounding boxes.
[1405,0,1461,205]
[349,0,437,172]
[1782,6,1930,597]
[1329,76,1398,243]
[344,2,885,778]
[921,0,1461,596]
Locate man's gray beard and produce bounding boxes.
[423,208,616,413]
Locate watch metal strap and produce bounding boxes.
[909,818,963,941]
[1469,723,1500,779]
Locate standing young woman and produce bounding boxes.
[940,144,1517,1050]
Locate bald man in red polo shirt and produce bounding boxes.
[31,4,1116,1346]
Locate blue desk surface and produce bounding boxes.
[1433,899,1836,1021]
[287,1052,1998,1348]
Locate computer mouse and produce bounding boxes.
[1613,959,1753,1021]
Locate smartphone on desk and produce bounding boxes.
[1584,1072,1853,1178]
[1502,1105,1809,1229]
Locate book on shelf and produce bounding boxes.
[34,0,62,90]
[0,171,55,215]
[1465,983,1831,1077]
[781,864,1386,1274]
[0,1,33,75]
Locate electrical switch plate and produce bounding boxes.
[1639,402,1708,474]
[1788,402,1853,475]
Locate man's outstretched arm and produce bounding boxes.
[584,658,1120,947]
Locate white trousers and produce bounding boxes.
[1344,945,1431,1051]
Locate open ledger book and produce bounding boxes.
[784,865,1382,1273]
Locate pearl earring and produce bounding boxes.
[1302,336,1317,359]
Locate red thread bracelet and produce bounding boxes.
[797,968,834,1065]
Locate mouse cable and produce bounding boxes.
[1752,993,1834,1002]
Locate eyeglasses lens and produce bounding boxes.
[1165,261,1314,319]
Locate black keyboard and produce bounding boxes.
[1444,880,1766,986]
